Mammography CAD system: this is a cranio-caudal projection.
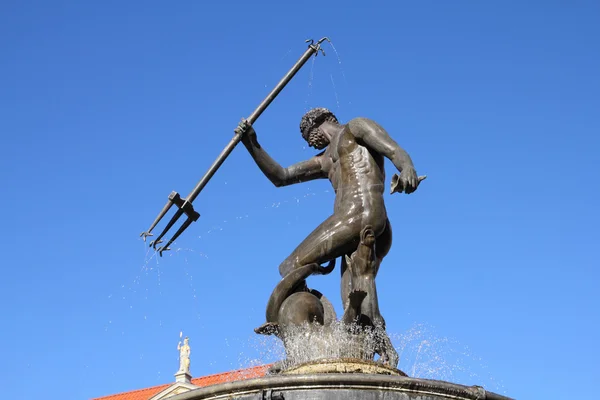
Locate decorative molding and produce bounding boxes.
[148,382,198,400]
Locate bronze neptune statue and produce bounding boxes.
[235,108,425,368]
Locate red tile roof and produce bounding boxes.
[92,364,270,400]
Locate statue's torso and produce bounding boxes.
[321,123,386,215]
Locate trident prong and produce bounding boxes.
[157,246,171,257]
[140,231,153,242]
[306,37,331,57]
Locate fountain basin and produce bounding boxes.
[169,370,512,400]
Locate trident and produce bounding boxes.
[140,37,331,256]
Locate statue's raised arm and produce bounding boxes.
[236,119,327,187]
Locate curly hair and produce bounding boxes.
[299,108,339,141]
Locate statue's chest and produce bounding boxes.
[328,130,349,163]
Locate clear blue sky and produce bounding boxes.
[1,1,598,399]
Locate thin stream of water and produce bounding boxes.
[330,74,340,110]
[280,48,292,61]
[328,41,352,107]
[305,56,316,111]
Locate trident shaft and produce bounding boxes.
[141,37,331,256]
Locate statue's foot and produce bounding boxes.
[254,322,279,336]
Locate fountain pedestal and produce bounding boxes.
[281,358,406,376]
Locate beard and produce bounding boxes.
[307,128,329,150]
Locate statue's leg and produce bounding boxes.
[341,219,392,307]
[278,212,370,278]
[336,220,398,367]
[370,220,398,368]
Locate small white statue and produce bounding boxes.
[177,336,191,373]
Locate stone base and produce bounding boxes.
[281,358,407,376]
[174,370,192,384]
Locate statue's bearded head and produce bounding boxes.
[300,107,339,150]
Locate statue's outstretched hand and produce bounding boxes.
[235,118,256,143]
[390,167,426,194]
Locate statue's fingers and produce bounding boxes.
[418,175,427,182]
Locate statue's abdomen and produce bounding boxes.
[335,129,384,209]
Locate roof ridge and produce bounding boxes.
[92,364,272,400]
[91,382,169,400]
